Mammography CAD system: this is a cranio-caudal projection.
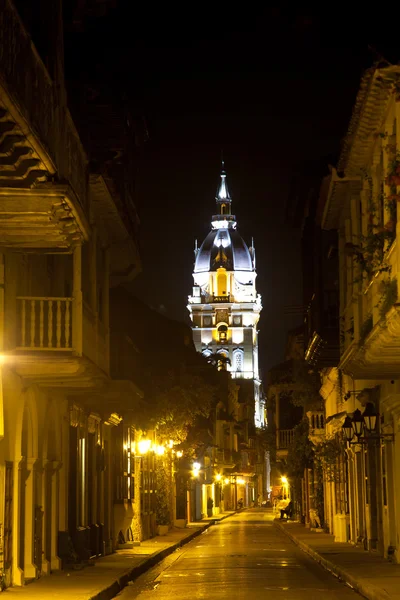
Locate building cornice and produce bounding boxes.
[338,65,400,177]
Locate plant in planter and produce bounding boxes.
[386,152,400,187]
[155,456,171,535]
[377,277,398,319]
[345,227,393,282]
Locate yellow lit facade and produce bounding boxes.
[0,0,145,588]
[320,64,400,558]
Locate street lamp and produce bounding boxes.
[351,408,364,439]
[342,404,393,443]
[192,462,201,478]
[362,402,377,433]
[137,439,152,455]
[342,415,354,443]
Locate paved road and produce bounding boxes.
[119,509,360,599]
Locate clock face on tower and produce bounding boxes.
[233,315,242,325]
[216,309,229,325]
[203,316,212,327]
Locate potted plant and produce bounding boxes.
[156,458,171,535]
[156,500,170,536]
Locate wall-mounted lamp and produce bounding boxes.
[192,461,201,478]
[137,439,152,455]
[154,445,165,456]
[342,403,393,443]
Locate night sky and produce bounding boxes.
[66,7,398,376]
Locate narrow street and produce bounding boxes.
[119,509,360,600]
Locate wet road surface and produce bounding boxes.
[119,509,360,599]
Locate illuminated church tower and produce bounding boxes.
[188,163,265,427]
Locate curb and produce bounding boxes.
[274,520,391,600]
[90,522,213,600]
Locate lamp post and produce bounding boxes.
[281,475,289,499]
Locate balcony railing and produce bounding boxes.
[213,295,231,303]
[16,296,73,350]
[230,371,254,379]
[277,429,294,450]
[215,449,239,465]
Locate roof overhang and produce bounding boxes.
[321,169,360,230]
[338,65,400,177]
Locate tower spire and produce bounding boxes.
[216,160,231,209]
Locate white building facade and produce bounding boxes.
[187,163,265,427]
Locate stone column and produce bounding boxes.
[102,248,110,374]
[73,245,83,356]
[346,450,357,543]
[354,447,365,543]
[102,248,110,329]
[42,460,62,574]
[50,462,62,569]
[89,227,97,316]
[23,458,39,580]
[12,459,24,586]
[41,460,51,576]
[384,438,397,552]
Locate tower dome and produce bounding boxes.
[194,161,254,277]
[194,228,253,274]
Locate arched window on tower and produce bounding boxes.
[233,349,243,372]
[221,203,227,215]
[217,268,227,296]
[216,349,229,371]
[218,324,228,343]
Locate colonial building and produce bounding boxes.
[188,163,264,427]
[0,0,143,587]
[320,64,400,558]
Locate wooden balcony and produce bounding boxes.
[215,449,238,468]
[0,0,90,250]
[277,429,294,450]
[213,295,231,303]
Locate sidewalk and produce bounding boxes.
[275,518,400,600]
[6,512,234,600]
